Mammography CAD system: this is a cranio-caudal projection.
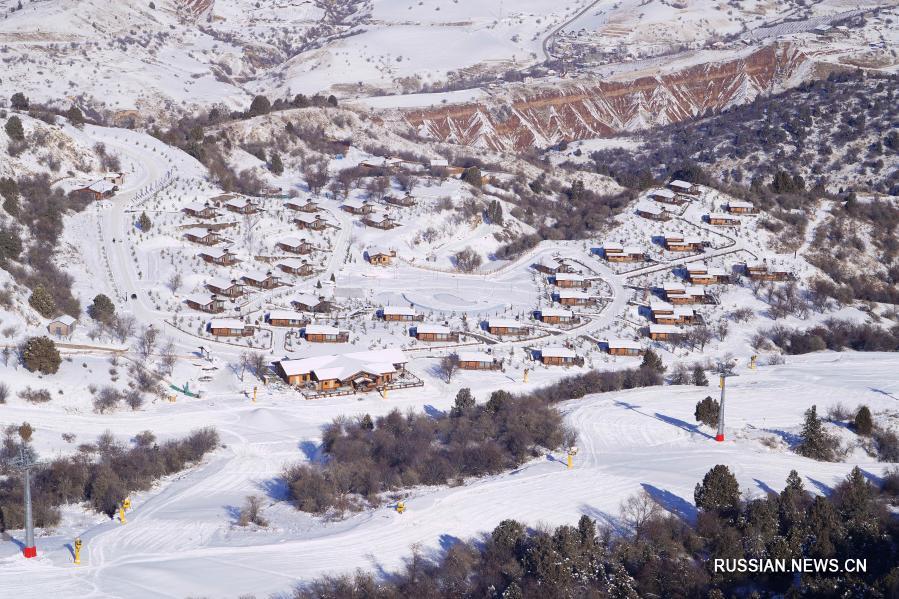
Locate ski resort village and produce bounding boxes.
[1,0,899,597]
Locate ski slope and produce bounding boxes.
[1,351,896,598]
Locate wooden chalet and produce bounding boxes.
[414,324,458,342]
[649,188,686,205]
[184,227,221,246]
[745,262,792,281]
[553,272,587,288]
[277,258,314,276]
[104,172,125,186]
[275,348,408,391]
[707,213,741,227]
[47,315,77,337]
[182,202,217,219]
[303,324,349,343]
[266,310,309,327]
[382,306,418,322]
[341,199,375,215]
[636,202,668,220]
[726,200,757,215]
[186,293,225,313]
[457,351,502,370]
[487,319,530,336]
[241,270,280,289]
[604,339,644,356]
[652,305,695,325]
[663,282,707,304]
[686,264,729,285]
[285,198,319,213]
[363,212,397,230]
[198,248,237,266]
[668,180,699,196]
[602,242,645,262]
[209,319,254,337]
[210,193,238,207]
[367,247,396,266]
[556,290,593,306]
[224,196,259,215]
[291,294,332,313]
[206,277,243,298]
[648,324,683,341]
[73,179,116,201]
[384,192,415,207]
[540,347,580,366]
[294,214,328,230]
[535,308,575,325]
[277,237,313,255]
[663,234,704,252]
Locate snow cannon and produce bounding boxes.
[396,501,406,514]
[74,538,82,565]
[567,446,578,469]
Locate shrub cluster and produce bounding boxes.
[0,428,218,529]
[284,395,566,514]
[764,319,899,355]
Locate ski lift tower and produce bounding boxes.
[10,446,40,558]
[715,359,738,442]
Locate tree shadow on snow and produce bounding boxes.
[580,505,628,537]
[259,477,290,501]
[298,440,321,462]
[807,477,832,497]
[439,534,462,551]
[754,478,777,497]
[641,483,698,524]
[424,404,446,419]
[869,387,898,401]
[613,400,713,440]
[224,504,242,524]
[761,428,802,447]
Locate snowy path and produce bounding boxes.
[2,352,896,598]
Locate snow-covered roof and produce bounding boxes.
[366,213,393,224]
[342,199,364,209]
[709,212,739,220]
[622,246,644,255]
[538,257,562,268]
[429,158,449,167]
[383,306,416,316]
[728,200,754,209]
[87,179,115,193]
[183,201,211,212]
[279,236,307,247]
[186,293,216,305]
[605,339,642,350]
[673,307,695,317]
[542,347,576,358]
[267,310,308,321]
[184,227,214,238]
[650,188,676,198]
[650,299,675,312]
[685,286,706,297]
[686,263,708,274]
[295,213,322,224]
[277,258,308,270]
[305,324,343,336]
[556,289,590,299]
[278,349,407,378]
[636,202,664,214]
[669,180,693,190]
[488,319,525,329]
[458,351,494,363]
[198,248,232,259]
[555,273,585,281]
[663,281,686,293]
[293,293,323,307]
[242,269,275,282]
[368,246,393,257]
[225,196,253,209]
[51,315,77,326]
[538,308,573,318]
[602,242,624,251]
[649,324,681,334]
[417,324,451,334]
[209,318,246,330]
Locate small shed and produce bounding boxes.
[47,315,77,337]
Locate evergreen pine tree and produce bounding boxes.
[853,405,873,436]
[694,464,741,518]
[270,152,284,175]
[5,115,25,142]
[21,336,62,374]
[88,293,116,325]
[137,211,152,232]
[691,365,708,386]
[796,405,839,462]
[29,284,57,318]
[640,349,666,374]
[360,414,374,430]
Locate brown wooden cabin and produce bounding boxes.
[186,294,225,314]
[368,249,396,266]
[385,193,415,207]
[209,319,254,337]
[295,215,327,230]
[206,279,243,298]
[241,271,280,289]
[182,203,217,219]
[304,325,349,343]
[285,198,319,213]
[277,260,314,276]
[605,341,644,356]
[457,352,502,370]
[277,238,312,254]
[415,325,458,342]
[487,321,529,336]
[198,248,237,266]
[185,228,221,245]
